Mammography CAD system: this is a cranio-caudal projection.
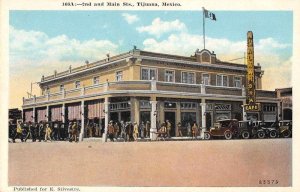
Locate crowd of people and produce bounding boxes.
[9,120,102,143]
[9,119,202,143]
[107,120,151,142]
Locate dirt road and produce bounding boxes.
[9,138,292,187]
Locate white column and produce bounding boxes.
[79,100,85,141]
[62,103,65,123]
[242,100,247,121]
[46,106,49,122]
[32,107,36,123]
[150,100,157,140]
[102,97,110,143]
[200,99,206,139]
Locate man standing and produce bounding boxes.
[70,121,78,142]
[114,122,120,140]
[44,123,52,142]
[177,122,183,137]
[192,122,198,140]
[139,122,145,139]
[68,122,73,141]
[187,122,191,137]
[38,122,45,142]
[24,121,33,142]
[108,121,115,142]
[166,120,172,138]
[133,122,139,141]
[13,120,24,143]
[32,122,38,142]
[120,121,126,141]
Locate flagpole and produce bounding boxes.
[203,7,206,50]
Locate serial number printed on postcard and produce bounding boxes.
[259,179,279,185]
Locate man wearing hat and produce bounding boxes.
[70,121,78,142]
[108,120,115,142]
[133,122,139,141]
[166,120,172,138]
[44,123,52,142]
[13,120,24,143]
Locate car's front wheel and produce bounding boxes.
[269,130,277,138]
[282,130,291,138]
[241,131,250,139]
[257,131,265,139]
[204,132,211,140]
[224,130,233,140]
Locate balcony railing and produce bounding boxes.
[23,80,245,106]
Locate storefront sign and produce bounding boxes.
[244,103,261,112]
[246,31,260,112]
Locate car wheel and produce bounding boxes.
[257,131,265,139]
[282,130,291,138]
[204,132,211,140]
[269,130,277,138]
[224,130,232,140]
[242,131,250,139]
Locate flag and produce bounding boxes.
[203,8,216,21]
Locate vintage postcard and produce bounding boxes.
[0,0,299,191]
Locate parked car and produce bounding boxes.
[277,120,292,138]
[252,121,278,139]
[204,119,238,140]
[237,121,254,139]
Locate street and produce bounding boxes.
[9,138,292,187]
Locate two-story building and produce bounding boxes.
[22,48,280,140]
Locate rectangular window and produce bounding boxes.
[116,71,123,81]
[182,72,195,84]
[216,74,229,87]
[141,68,157,80]
[165,70,174,82]
[59,85,64,92]
[75,81,80,88]
[202,74,210,85]
[93,76,100,85]
[234,76,242,88]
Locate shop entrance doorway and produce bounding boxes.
[206,112,212,129]
[165,112,176,137]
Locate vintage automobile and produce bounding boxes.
[237,121,254,139]
[204,119,238,140]
[277,120,292,138]
[252,121,278,139]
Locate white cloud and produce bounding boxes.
[122,13,139,24]
[10,26,119,71]
[142,32,292,90]
[9,26,119,108]
[136,18,187,37]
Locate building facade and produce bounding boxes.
[22,49,281,140]
[276,87,292,120]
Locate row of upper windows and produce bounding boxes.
[43,68,244,94]
[45,71,124,93]
[141,68,243,88]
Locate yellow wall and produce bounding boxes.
[43,64,132,94]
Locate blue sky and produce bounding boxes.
[10,11,292,55]
[9,10,293,108]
